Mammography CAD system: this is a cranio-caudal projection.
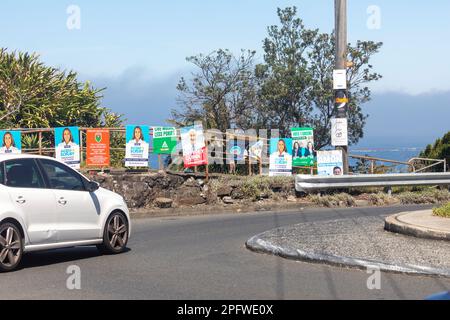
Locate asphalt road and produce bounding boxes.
[1,204,449,300]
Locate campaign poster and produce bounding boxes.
[269,138,293,176]
[181,123,208,168]
[86,129,110,167]
[291,127,315,167]
[228,135,245,163]
[152,127,177,154]
[125,125,150,167]
[317,150,344,176]
[248,140,264,161]
[0,131,21,154]
[54,126,80,169]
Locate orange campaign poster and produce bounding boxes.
[86,129,110,167]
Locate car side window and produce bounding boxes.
[40,159,85,191]
[5,159,45,189]
[0,162,4,185]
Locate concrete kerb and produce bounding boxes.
[385,212,450,241]
[245,232,450,278]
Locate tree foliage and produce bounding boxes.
[170,49,261,132]
[172,7,383,149]
[420,131,450,171]
[0,48,123,129]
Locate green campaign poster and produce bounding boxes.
[152,127,177,154]
[291,127,315,167]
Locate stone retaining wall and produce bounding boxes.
[86,170,295,210]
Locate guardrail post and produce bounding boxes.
[384,186,392,196]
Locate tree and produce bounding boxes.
[419,131,450,171]
[0,48,122,130]
[170,49,261,131]
[172,7,382,150]
[0,48,124,167]
[256,7,382,148]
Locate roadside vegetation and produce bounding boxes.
[432,202,450,218]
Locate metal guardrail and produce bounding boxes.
[295,173,450,193]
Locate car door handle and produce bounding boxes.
[58,198,67,205]
[15,196,26,204]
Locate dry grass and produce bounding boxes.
[308,193,356,207]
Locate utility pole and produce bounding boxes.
[334,0,349,174]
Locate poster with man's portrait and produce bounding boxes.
[317,150,344,176]
[0,131,21,154]
[54,127,80,169]
[181,123,208,168]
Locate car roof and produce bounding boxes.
[0,154,56,162]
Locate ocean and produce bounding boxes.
[348,147,423,172]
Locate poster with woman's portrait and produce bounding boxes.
[291,127,315,167]
[269,138,293,176]
[0,131,21,154]
[125,125,150,167]
[54,127,80,169]
[181,123,208,168]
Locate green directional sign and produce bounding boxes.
[152,126,177,154]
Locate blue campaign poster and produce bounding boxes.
[269,138,293,176]
[54,126,80,169]
[125,125,150,167]
[0,130,22,154]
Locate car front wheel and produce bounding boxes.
[97,212,129,254]
[0,222,23,272]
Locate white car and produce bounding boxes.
[0,154,131,272]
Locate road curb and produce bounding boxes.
[245,233,450,278]
[385,213,450,241]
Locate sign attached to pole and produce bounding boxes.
[333,69,347,90]
[331,118,348,146]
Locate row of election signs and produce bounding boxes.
[0,125,205,170]
[0,122,346,176]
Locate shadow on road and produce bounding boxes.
[18,246,131,270]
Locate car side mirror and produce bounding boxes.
[87,181,100,192]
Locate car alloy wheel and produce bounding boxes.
[0,223,23,272]
[108,214,128,250]
[98,212,128,254]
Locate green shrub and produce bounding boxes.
[433,202,450,218]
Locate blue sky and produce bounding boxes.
[1,1,450,147]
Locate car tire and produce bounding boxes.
[97,211,129,254]
[0,222,24,272]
